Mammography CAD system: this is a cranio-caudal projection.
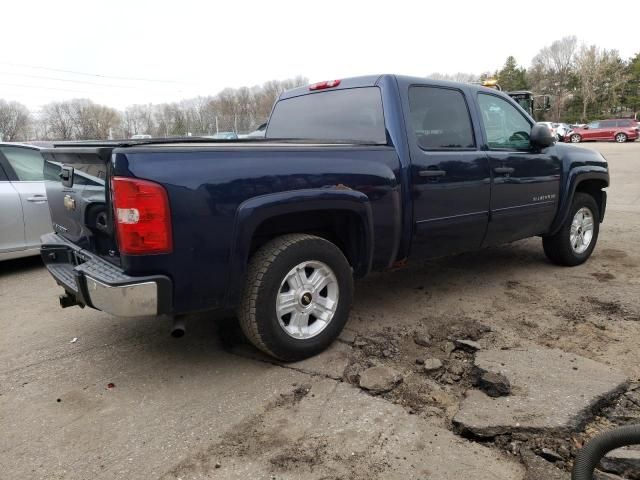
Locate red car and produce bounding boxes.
[566,119,638,143]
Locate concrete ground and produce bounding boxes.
[1,141,639,479]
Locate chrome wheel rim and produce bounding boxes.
[571,135,580,143]
[570,207,594,254]
[615,134,625,143]
[276,260,339,339]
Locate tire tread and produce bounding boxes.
[238,233,332,359]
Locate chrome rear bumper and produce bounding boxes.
[41,233,171,317]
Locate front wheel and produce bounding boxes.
[570,134,582,143]
[615,133,627,143]
[238,233,354,361]
[543,193,600,266]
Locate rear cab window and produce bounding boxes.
[267,87,386,143]
[408,86,475,150]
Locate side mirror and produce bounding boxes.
[583,125,589,129]
[531,123,555,148]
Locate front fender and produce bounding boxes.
[225,188,374,307]
[548,168,609,235]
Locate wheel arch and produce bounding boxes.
[548,170,609,236]
[225,188,374,307]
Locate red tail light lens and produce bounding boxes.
[309,79,341,91]
[111,177,172,255]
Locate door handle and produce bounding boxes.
[494,167,515,174]
[419,169,447,177]
[27,195,48,203]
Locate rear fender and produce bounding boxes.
[225,188,374,307]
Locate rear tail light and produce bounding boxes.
[111,177,172,255]
[309,79,341,90]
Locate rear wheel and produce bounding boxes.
[543,193,600,266]
[570,134,582,143]
[238,233,354,361]
[615,133,627,143]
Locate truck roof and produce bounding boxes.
[279,74,503,100]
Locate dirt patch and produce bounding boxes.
[591,272,616,282]
[163,384,312,478]
[343,317,494,421]
[341,315,638,478]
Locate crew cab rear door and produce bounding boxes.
[476,93,561,246]
[404,84,491,259]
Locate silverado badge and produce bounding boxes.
[63,194,76,211]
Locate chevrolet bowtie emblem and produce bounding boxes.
[63,194,76,211]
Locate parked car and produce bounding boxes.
[538,122,558,140]
[554,123,571,141]
[40,74,609,361]
[210,131,238,140]
[246,122,267,138]
[0,143,52,260]
[566,119,639,143]
[131,134,152,139]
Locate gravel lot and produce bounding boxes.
[1,141,639,479]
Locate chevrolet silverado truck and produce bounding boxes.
[40,75,609,361]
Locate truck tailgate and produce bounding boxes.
[41,146,118,262]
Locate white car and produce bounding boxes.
[537,122,558,140]
[554,123,571,141]
[0,143,52,261]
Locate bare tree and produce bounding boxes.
[123,104,155,137]
[41,99,121,140]
[530,36,578,120]
[41,101,75,140]
[0,100,32,141]
[427,72,479,83]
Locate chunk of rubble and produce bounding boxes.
[358,366,403,394]
[423,358,443,372]
[453,347,628,438]
[521,449,569,480]
[455,339,481,352]
[475,370,511,397]
[413,332,432,347]
[600,447,640,480]
[594,470,627,480]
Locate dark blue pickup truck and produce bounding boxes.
[40,74,609,360]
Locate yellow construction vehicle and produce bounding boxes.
[481,79,550,119]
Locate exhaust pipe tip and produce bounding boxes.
[59,292,79,309]
[170,317,186,338]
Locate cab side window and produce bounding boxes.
[408,86,475,150]
[0,147,45,181]
[477,94,532,150]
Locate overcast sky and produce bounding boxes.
[1,0,635,111]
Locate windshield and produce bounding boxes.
[267,87,387,143]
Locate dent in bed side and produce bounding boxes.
[225,188,374,307]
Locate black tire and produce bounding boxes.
[570,134,582,143]
[238,233,354,361]
[543,193,600,266]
